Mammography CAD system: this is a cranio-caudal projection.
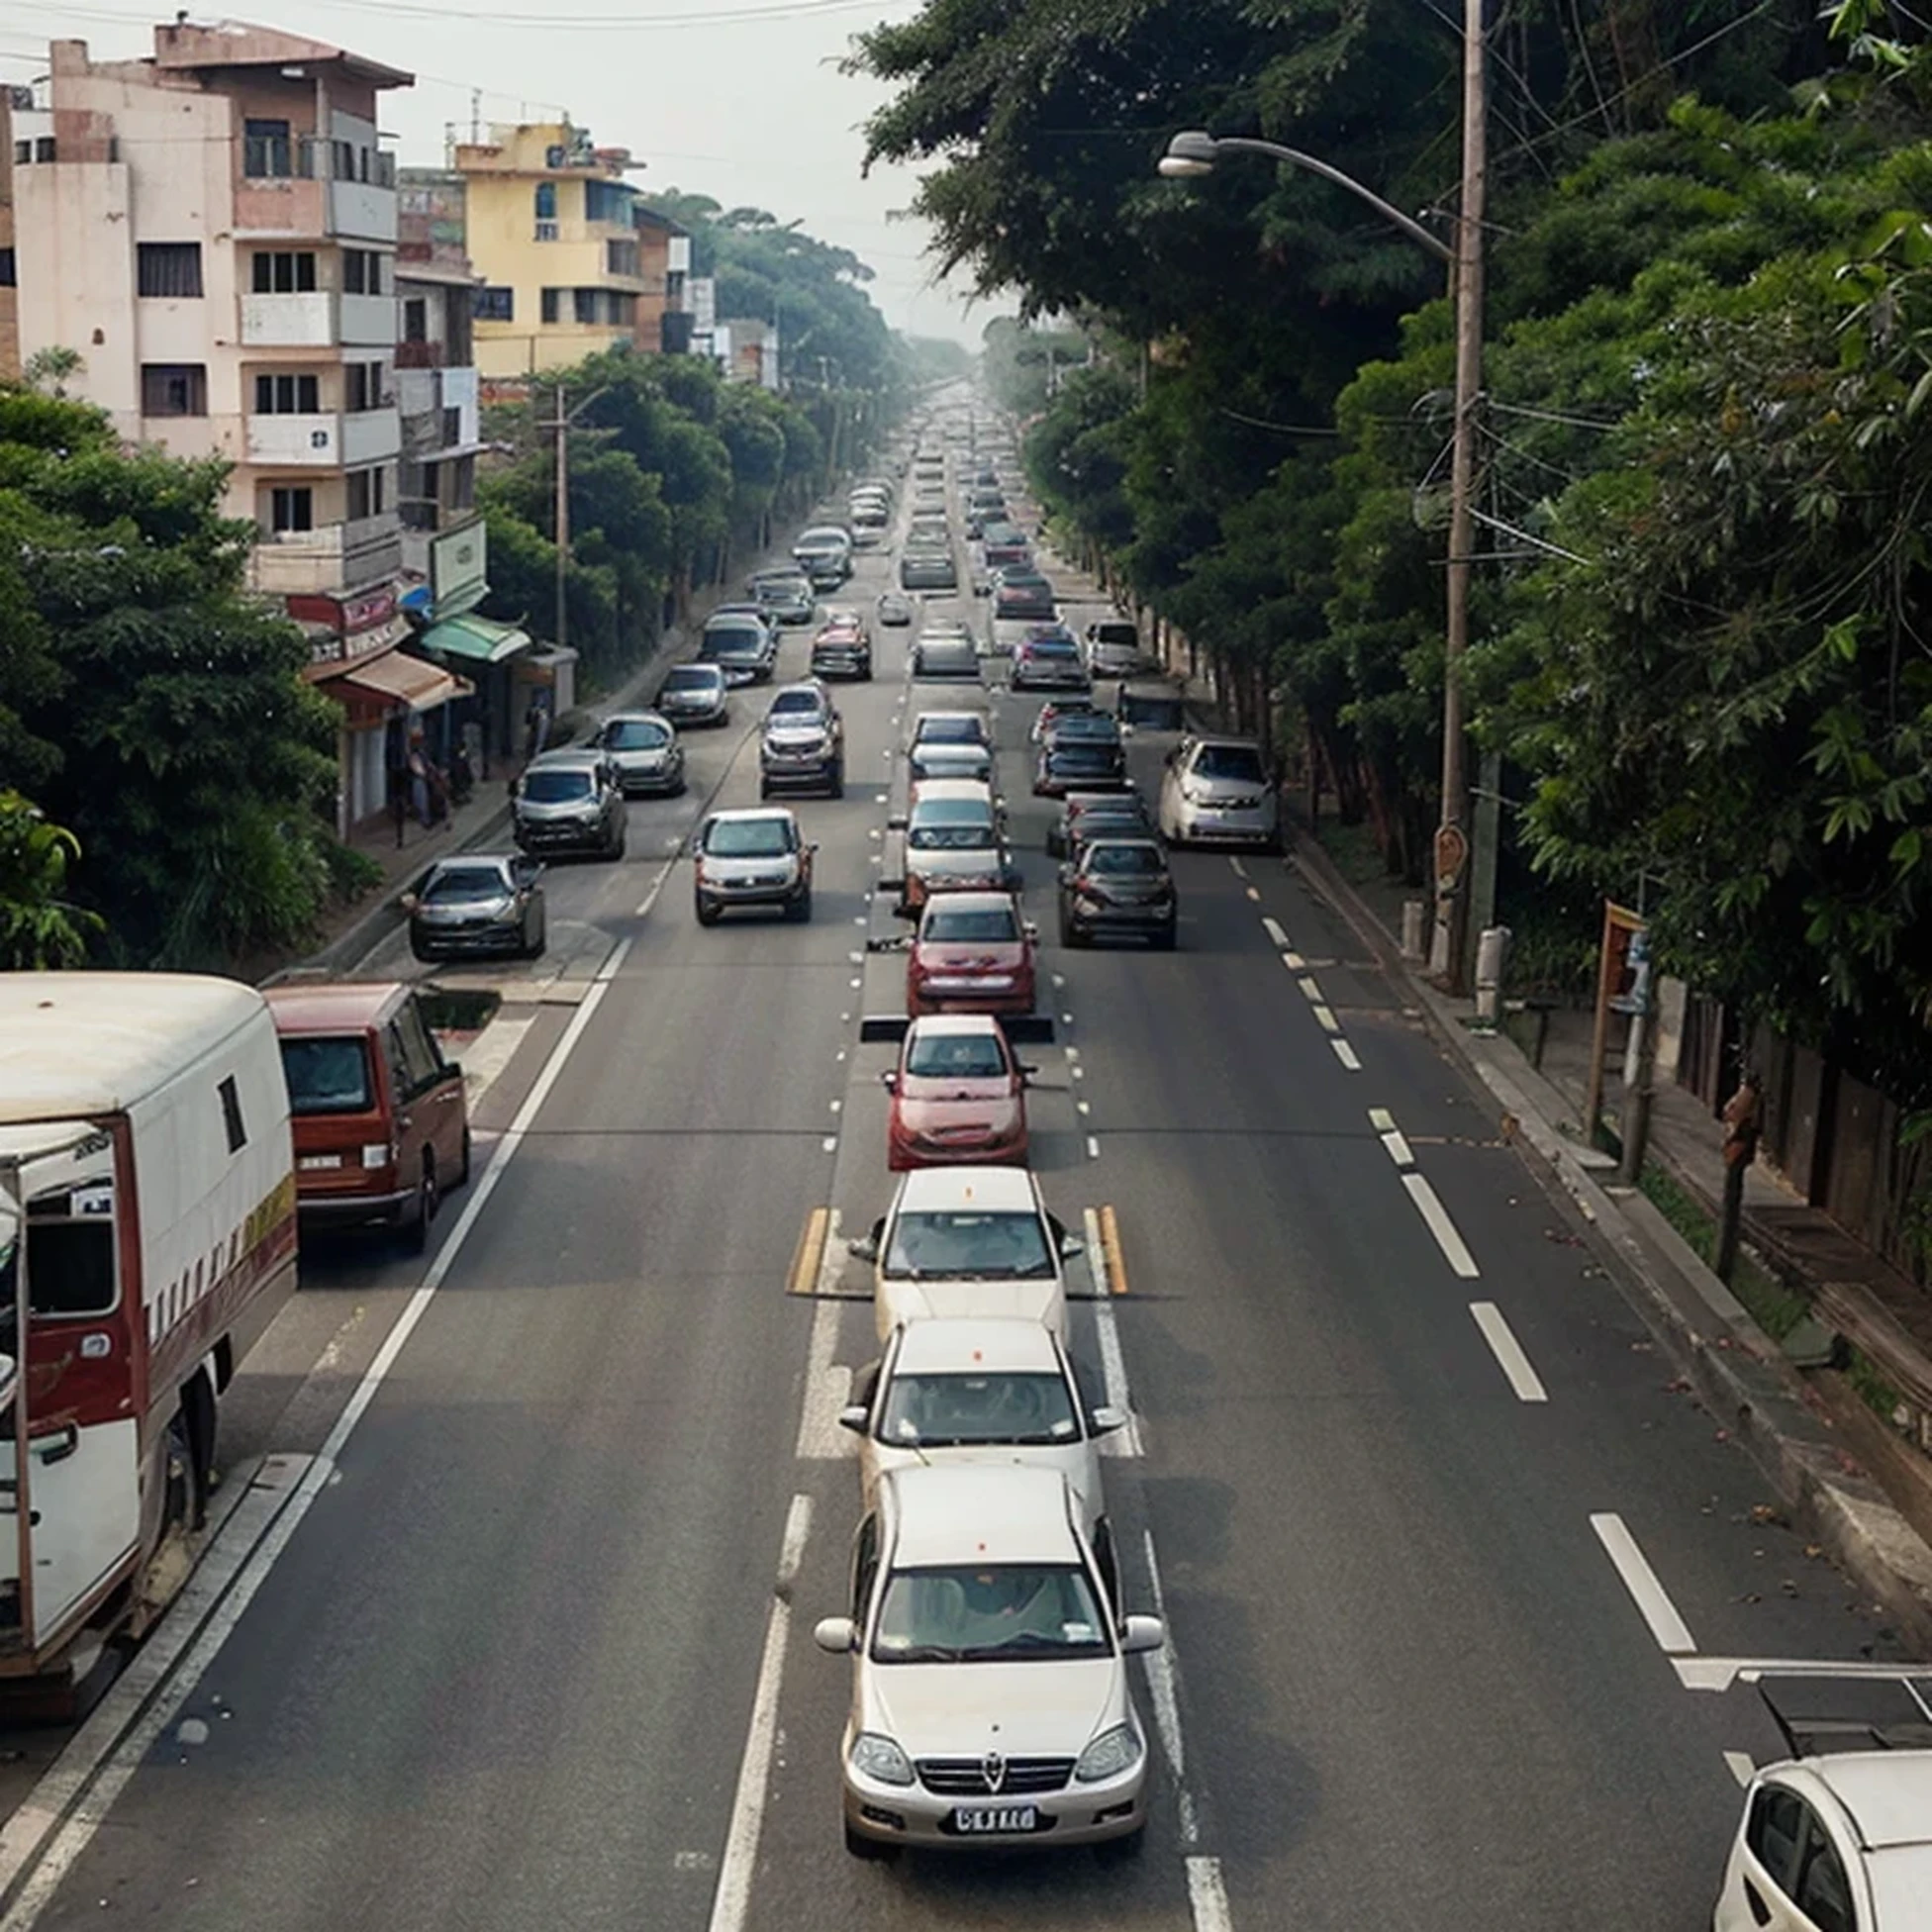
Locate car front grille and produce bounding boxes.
[918,1757,1074,1796]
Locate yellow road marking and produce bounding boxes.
[1100,1204,1128,1296]
[788,1206,830,1297]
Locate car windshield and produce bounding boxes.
[923,906,1018,943]
[1094,625,1137,647]
[703,627,764,658]
[1024,638,1079,658]
[423,864,511,905]
[522,770,593,803]
[906,1032,1008,1079]
[872,1565,1109,1663]
[769,692,823,718]
[1051,716,1118,741]
[706,819,792,858]
[279,1035,373,1114]
[664,667,719,692]
[913,749,988,779]
[917,719,984,744]
[1087,844,1165,877]
[883,1208,1054,1280]
[606,720,669,750]
[1051,745,1119,770]
[909,808,995,851]
[1193,745,1266,783]
[878,1370,1078,1448]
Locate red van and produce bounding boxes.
[265,982,471,1250]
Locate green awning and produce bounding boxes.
[418,614,532,665]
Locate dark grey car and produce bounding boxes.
[656,662,730,727]
[598,711,686,797]
[407,853,546,962]
[513,749,628,861]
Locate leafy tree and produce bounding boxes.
[0,388,340,967]
[0,791,102,968]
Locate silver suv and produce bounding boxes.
[759,680,845,799]
[512,748,627,861]
[1157,733,1281,851]
[814,1464,1164,1861]
[693,807,815,925]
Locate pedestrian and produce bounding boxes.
[1713,1068,1764,1283]
[524,690,550,764]
[408,730,433,827]
[388,766,408,849]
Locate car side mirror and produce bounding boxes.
[879,1070,899,1092]
[887,814,909,831]
[1058,1233,1086,1260]
[1119,1614,1165,1656]
[1017,1063,1038,1083]
[399,893,420,914]
[813,1615,858,1655]
[1090,1404,1127,1438]
[1057,865,1074,887]
[1022,920,1038,940]
[836,1404,870,1435]
[846,1231,881,1264]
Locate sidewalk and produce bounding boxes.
[1289,816,1932,1646]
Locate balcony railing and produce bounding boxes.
[534,220,559,242]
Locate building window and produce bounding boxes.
[243,118,294,178]
[606,239,639,279]
[345,467,387,521]
[34,137,55,164]
[217,1075,247,1155]
[251,249,317,294]
[345,361,386,412]
[11,141,26,165]
[441,406,461,447]
[254,373,321,415]
[341,249,385,296]
[0,248,14,288]
[533,180,558,240]
[333,139,355,182]
[136,242,204,299]
[449,453,476,510]
[269,487,313,533]
[141,363,207,417]
[540,287,560,325]
[584,179,629,225]
[474,286,514,322]
[402,297,428,343]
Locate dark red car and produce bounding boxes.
[906,890,1038,1016]
[883,1014,1030,1170]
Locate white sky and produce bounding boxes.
[0,0,1012,349]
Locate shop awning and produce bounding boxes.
[418,614,533,665]
[337,650,472,711]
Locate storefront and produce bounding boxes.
[412,612,536,773]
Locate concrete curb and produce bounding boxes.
[1288,826,1932,1650]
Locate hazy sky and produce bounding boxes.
[0,0,1010,349]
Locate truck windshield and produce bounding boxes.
[280,1036,373,1114]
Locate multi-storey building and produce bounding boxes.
[451,121,657,380]
[6,20,471,832]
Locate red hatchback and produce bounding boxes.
[883,1014,1030,1170]
[906,891,1037,1016]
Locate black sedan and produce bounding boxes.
[1046,789,1155,859]
[1058,837,1177,949]
[1035,734,1128,797]
[405,854,546,963]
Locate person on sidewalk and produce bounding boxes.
[408,730,435,828]
[1714,1069,1764,1282]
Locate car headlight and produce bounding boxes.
[1180,783,1210,806]
[1075,1723,1142,1785]
[849,1732,915,1787]
[1076,894,1106,915]
[360,1142,393,1169]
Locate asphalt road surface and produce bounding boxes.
[1,431,1917,1932]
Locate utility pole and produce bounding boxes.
[551,378,570,659]
[1429,0,1489,992]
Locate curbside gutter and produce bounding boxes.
[1288,824,1932,1652]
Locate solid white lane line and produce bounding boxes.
[1311,1005,1341,1034]
[1084,1210,1143,1459]
[1188,1857,1236,1932]
[1262,916,1290,949]
[1591,1511,1697,1655]
[1469,1302,1549,1403]
[1724,1751,1757,1788]
[1332,1040,1363,1071]
[1379,1128,1415,1168]
[1402,1174,1481,1279]
[707,1496,814,1932]
[1139,1531,1187,1785]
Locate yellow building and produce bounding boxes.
[452,121,659,379]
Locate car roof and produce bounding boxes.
[893,1317,1061,1376]
[920,891,1018,919]
[914,710,985,727]
[427,852,518,873]
[884,1464,1080,1568]
[264,980,408,1030]
[893,1164,1039,1212]
[605,708,671,724]
[906,1014,1006,1041]
[665,661,724,679]
[708,806,798,826]
[1186,732,1263,750]
[910,779,994,805]
[527,747,604,770]
[1811,1752,1932,1849]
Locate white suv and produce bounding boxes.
[848,1166,1081,1341]
[814,1464,1164,1860]
[1157,733,1281,851]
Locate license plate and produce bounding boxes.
[952,1804,1038,1834]
[298,1154,344,1171]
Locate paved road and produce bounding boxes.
[3,423,1917,1932]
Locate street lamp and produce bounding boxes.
[1157,7,1488,988]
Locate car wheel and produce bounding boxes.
[410,940,435,964]
[759,779,773,801]
[695,895,721,926]
[403,1159,437,1255]
[1154,924,1178,951]
[827,765,845,800]
[788,888,813,923]
[671,773,688,797]
[455,1126,473,1189]
[844,1822,899,1864]
[525,909,547,959]
[1094,1824,1146,1866]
